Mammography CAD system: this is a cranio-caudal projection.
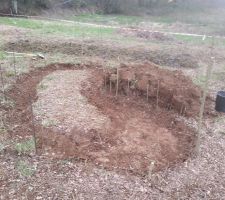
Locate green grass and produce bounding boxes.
[71,9,225,36]
[17,160,35,177]
[0,17,115,38]
[0,51,5,60]
[72,14,143,26]
[174,34,225,47]
[1,15,225,47]
[15,138,36,155]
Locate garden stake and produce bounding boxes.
[116,66,119,97]
[180,104,184,115]
[156,80,160,109]
[110,79,112,93]
[127,79,130,94]
[29,95,37,154]
[13,51,17,76]
[195,37,214,156]
[147,83,149,102]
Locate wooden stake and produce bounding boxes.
[180,104,184,115]
[147,83,149,102]
[110,79,112,93]
[29,95,37,154]
[103,67,107,91]
[195,38,214,156]
[116,56,121,97]
[116,66,119,97]
[0,64,6,101]
[13,51,17,76]
[127,79,130,94]
[156,80,160,109]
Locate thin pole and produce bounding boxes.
[116,66,119,97]
[110,79,112,93]
[195,58,214,155]
[195,37,214,155]
[0,64,6,101]
[13,51,17,76]
[156,80,160,109]
[147,83,149,102]
[29,95,37,154]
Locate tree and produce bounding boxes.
[11,0,18,14]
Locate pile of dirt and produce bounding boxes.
[105,63,212,117]
[118,29,174,41]
[3,62,202,175]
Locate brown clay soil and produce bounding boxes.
[105,63,213,117]
[4,62,212,175]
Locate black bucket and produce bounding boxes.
[215,91,225,113]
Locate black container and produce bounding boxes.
[215,91,225,113]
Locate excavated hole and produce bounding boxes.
[5,62,212,175]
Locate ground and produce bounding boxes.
[0,11,225,200]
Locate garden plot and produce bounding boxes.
[6,62,212,175]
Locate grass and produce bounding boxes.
[71,9,225,36]
[0,143,5,152]
[38,82,48,90]
[15,138,36,155]
[41,119,58,127]
[1,16,225,47]
[72,14,143,26]
[0,51,5,60]
[17,160,35,177]
[0,17,115,39]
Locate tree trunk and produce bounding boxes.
[11,0,18,14]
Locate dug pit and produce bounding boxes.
[5,63,212,175]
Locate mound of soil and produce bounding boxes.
[4,62,206,175]
[4,40,199,68]
[105,63,212,117]
[118,29,174,41]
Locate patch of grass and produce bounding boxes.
[0,17,115,39]
[0,121,7,134]
[0,143,5,152]
[15,138,36,155]
[17,160,35,177]
[174,34,225,46]
[72,14,143,26]
[38,82,48,90]
[41,119,58,127]
[5,70,16,78]
[0,96,15,108]
[0,51,5,60]
[193,74,206,87]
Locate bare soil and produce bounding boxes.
[4,62,212,175]
[4,39,200,68]
[118,28,174,41]
[105,63,213,117]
